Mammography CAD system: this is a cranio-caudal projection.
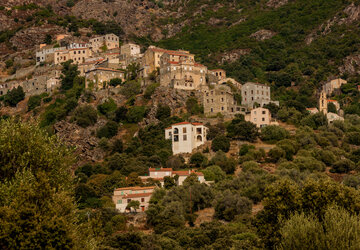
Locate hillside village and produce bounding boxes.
[0,33,351,213]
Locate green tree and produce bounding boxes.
[27,95,42,111]
[186,97,203,115]
[327,102,337,113]
[126,200,140,213]
[0,119,95,249]
[211,135,230,152]
[156,105,171,121]
[109,78,122,87]
[97,98,117,116]
[126,106,146,123]
[190,152,208,168]
[73,105,97,128]
[60,60,80,90]
[260,125,289,142]
[227,120,259,142]
[4,86,25,107]
[114,106,128,122]
[97,121,119,138]
[214,190,252,221]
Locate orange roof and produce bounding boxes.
[149,168,172,172]
[327,99,338,102]
[210,69,225,72]
[169,61,179,65]
[194,63,205,67]
[306,108,318,110]
[170,122,204,126]
[165,127,172,130]
[95,67,123,72]
[122,193,153,199]
[173,170,204,176]
[115,186,155,191]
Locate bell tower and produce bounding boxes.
[319,90,327,114]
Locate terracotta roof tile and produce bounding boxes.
[149,168,172,172]
[123,193,153,198]
[115,186,156,191]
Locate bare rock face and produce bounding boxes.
[10,25,66,51]
[250,29,277,41]
[339,53,360,75]
[221,49,251,64]
[306,3,360,45]
[54,120,105,165]
[266,0,289,8]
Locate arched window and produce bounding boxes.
[197,135,202,142]
[174,128,179,134]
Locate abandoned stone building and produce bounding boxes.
[141,46,194,78]
[54,47,92,65]
[159,53,207,90]
[209,69,226,81]
[36,46,67,66]
[201,84,245,116]
[89,34,120,52]
[323,78,347,96]
[241,82,277,108]
[85,67,125,89]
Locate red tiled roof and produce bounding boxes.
[210,69,225,72]
[194,63,205,67]
[306,108,318,110]
[149,168,172,172]
[123,193,153,199]
[115,186,156,191]
[165,127,172,130]
[169,61,179,65]
[327,99,338,102]
[173,171,204,176]
[170,122,204,126]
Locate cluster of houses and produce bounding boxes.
[112,167,205,212]
[0,34,353,213]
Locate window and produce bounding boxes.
[183,135,187,141]
[251,90,254,94]
[207,99,209,103]
[221,107,224,110]
[221,98,224,102]
[117,200,122,204]
[174,135,179,142]
[196,128,202,134]
[262,111,266,114]
[262,118,265,121]
[211,108,213,112]
[141,198,145,202]
[254,111,257,114]
[206,93,209,96]
[174,128,179,134]
[183,127,187,133]
[254,118,257,121]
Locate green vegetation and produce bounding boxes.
[4,86,25,107]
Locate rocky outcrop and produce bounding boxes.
[250,29,277,41]
[266,0,288,8]
[306,3,360,45]
[220,49,251,64]
[339,53,360,75]
[54,120,105,165]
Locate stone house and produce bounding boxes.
[139,168,205,187]
[36,46,66,66]
[241,82,276,108]
[89,34,119,52]
[201,84,245,116]
[141,46,194,78]
[209,69,226,81]
[112,186,155,213]
[121,43,141,56]
[165,122,208,155]
[323,78,347,96]
[159,53,207,90]
[85,67,125,89]
[306,107,319,114]
[54,47,92,65]
[327,112,344,124]
[78,58,106,76]
[245,107,278,128]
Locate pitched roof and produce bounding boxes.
[173,171,204,176]
[149,168,172,172]
[122,193,153,199]
[327,99,338,102]
[115,186,156,191]
[170,122,204,126]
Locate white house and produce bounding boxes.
[112,186,155,213]
[165,122,208,155]
[245,107,278,128]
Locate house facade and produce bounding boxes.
[201,84,245,116]
[245,107,278,128]
[323,78,347,96]
[209,69,226,81]
[165,122,208,155]
[36,46,66,66]
[85,67,125,89]
[89,34,119,52]
[112,186,155,213]
[54,47,92,65]
[159,53,207,90]
[241,82,273,108]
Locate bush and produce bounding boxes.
[330,159,355,174]
[293,156,326,172]
[260,125,289,142]
[227,120,259,142]
[126,106,146,123]
[97,98,117,116]
[97,121,119,138]
[345,132,360,146]
[144,83,159,99]
[114,106,128,122]
[4,86,25,107]
[109,78,122,87]
[202,165,226,182]
[73,105,98,128]
[211,135,230,152]
[186,97,203,115]
[119,80,141,99]
[156,105,171,121]
[210,151,236,174]
[111,139,123,154]
[214,190,252,221]
[268,147,286,162]
[190,152,208,168]
[27,95,42,111]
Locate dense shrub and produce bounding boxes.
[268,147,286,162]
[73,105,97,128]
[345,132,360,146]
[211,135,230,152]
[27,95,42,111]
[109,78,122,87]
[119,80,141,99]
[210,151,236,174]
[214,190,252,221]
[144,83,159,99]
[97,121,119,138]
[202,165,226,183]
[293,156,326,172]
[97,98,117,116]
[186,97,203,115]
[227,120,259,142]
[330,159,355,174]
[126,106,146,123]
[190,152,208,168]
[156,105,171,121]
[114,106,128,122]
[260,125,289,142]
[4,86,25,107]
